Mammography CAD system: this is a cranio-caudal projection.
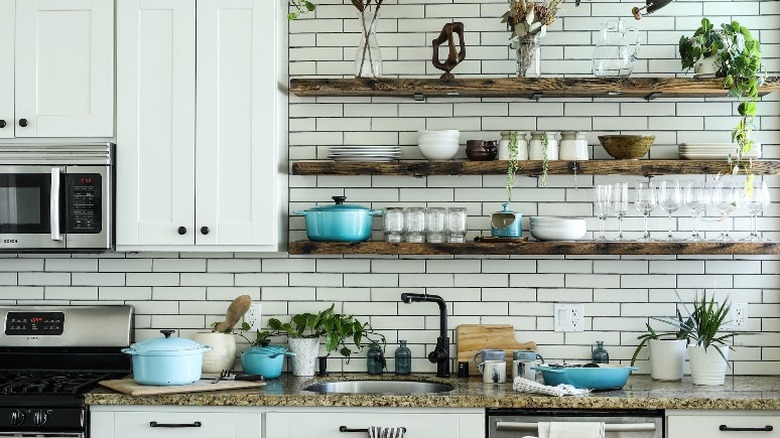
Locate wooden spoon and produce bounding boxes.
[213,295,252,332]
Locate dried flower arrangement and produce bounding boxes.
[501,0,564,41]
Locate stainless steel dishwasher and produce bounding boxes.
[487,409,664,438]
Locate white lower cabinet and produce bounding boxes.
[667,410,780,438]
[90,406,261,438]
[264,408,484,438]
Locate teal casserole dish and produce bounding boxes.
[532,363,637,390]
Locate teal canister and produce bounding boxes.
[491,202,522,238]
[394,340,412,375]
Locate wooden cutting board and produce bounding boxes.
[456,324,536,372]
[99,378,265,396]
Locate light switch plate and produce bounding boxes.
[554,303,584,332]
[722,302,748,331]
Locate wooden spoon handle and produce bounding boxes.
[214,295,252,332]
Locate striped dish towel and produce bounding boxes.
[368,426,406,438]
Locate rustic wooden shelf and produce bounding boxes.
[290,76,780,100]
[288,240,780,256]
[291,159,780,177]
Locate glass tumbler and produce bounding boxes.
[404,207,426,243]
[383,207,405,243]
[425,207,447,243]
[446,207,468,243]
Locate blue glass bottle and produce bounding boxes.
[394,340,412,375]
[367,341,385,375]
[591,341,610,364]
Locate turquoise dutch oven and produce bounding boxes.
[294,196,382,242]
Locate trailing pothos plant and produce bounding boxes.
[679,18,764,183]
[506,131,520,201]
[289,0,315,20]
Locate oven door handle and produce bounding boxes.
[50,166,63,242]
[496,421,657,433]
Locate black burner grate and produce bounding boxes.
[0,371,118,395]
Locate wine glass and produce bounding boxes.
[742,180,771,241]
[711,181,740,241]
[634,181,657,242]
[683,181,709,241]
[657,180,682,241]
[593,184,612,241]
[611,182,629,240]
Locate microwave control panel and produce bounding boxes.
[5,312,65,335]
[65,174,102,233]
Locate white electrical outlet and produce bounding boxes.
[724,302,748,331]
[244,303,262,332]
[554,303,584,332]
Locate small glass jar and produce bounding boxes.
[425,207,446,243]
[394,340,412,375]
[404,207,425,243]
[383,207,405,243]
[367,340,384,375]
[591,341,610,364]
[446,207,468,243]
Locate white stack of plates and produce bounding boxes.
[679,143,761,160]
[529,216,587,241]
[418,130,460,160]
[328,146,401,162]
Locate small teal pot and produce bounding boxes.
[293,196,382,242]
[241,345,296,379]
[491,202,522,237]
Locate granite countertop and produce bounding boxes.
[85,374,780,410]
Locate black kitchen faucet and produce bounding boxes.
[400,292,450,377]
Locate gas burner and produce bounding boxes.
[0,371,119,395]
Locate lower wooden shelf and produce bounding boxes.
[287,240,780,256]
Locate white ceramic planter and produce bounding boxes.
[192,332,237,373]
[693,54,720,78]
[649,339,687,381]
[288,337,321,376]
[688,345,729,385]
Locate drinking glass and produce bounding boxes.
[634,181,657,242]
[741,180,771,241]
[611,182,629,240]
[683,181,709,241]
[383,207,405,243]
[657,179,682,241]
[425,207,447,243]
[593,184,612,241]
[710,181,740,241]
[404,207,426,243]
[446,207,468,243]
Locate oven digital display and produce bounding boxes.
[5,312,65,335]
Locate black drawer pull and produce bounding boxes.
[719,425,773,432]
[339,426,407,433]
[149,421,202,428]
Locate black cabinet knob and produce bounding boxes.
[18,118,28,127]
[200,226,210,235]
[0,120,6,128]
[177,226,187,235]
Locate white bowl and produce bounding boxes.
[530,225,587,241]
[418,142,459,160]
[419,129,459,137]
[417,138,459,146]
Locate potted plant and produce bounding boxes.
[267,304,385,376]
[630,308,692,381]
[288,0,315,20]
[679,18,764,176]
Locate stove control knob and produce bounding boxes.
[9,410,25,426]
[33,411,48,426]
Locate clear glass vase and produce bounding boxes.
[355,9,382,78]
[516,35,541,78]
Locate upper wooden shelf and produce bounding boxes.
[288,240,780,256]
[289,76,780,100]
[291,159,780,177]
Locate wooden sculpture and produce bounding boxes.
[432,22,466,81]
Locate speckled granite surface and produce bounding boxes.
[85,374,780,410]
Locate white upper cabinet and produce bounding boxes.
[117,0,286,251]
[11,0,113,138]
[0,0,13,139]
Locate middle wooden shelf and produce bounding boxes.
[290,159,780,177]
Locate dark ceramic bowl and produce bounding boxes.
[466,147,498,161]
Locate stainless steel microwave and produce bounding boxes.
[0,143,113,252]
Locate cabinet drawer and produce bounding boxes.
[111,411,261,438]
[668,415,779,438]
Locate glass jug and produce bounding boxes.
[592,20,640,78]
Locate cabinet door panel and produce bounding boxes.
[0,0,13,138]
[15,0,113,137]
[667,415,780,438]
[196,0,279,246]
[112,411,261,438]
[116,0,196,246]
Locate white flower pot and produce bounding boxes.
[192,332,237,373]
[688,345,729,386]
[649,339,686,381]
[288,337,321,377]
[693,54,720,78]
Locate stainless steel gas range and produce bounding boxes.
[0,305,133,438]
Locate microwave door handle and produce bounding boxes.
[50,166,63,242]
[495,422,657,433]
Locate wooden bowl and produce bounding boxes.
[598,135,655,159]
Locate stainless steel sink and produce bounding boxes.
[303,380,454,395]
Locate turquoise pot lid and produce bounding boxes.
[125,329,209,354]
